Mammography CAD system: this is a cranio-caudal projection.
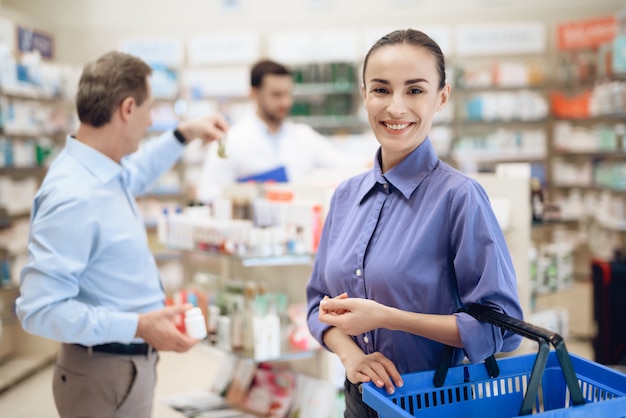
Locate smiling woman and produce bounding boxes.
[360,31,451,172]
[306,28,523,418]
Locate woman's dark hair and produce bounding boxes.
[76,51,152,128]
[362,29,446,91]
[250,60,291,88]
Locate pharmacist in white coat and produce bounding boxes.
[196,59,367,203]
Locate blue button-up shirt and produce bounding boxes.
[306,138,522,374]
[16,132,184,346]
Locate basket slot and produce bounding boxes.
[407,394,414,414]
[581,380,619,403]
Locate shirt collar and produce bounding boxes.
[251,111,287,138]
[357,137,439,202]
[64,135,123,184]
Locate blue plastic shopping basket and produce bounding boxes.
[363,304,626,417]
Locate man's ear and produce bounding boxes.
[249,87,259,101]
[119,97,135,122]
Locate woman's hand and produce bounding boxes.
[321,325,403,395]
[343,350,403,395]
[319,294,387,336]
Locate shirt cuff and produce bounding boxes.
[105,311,140,344]
[456,312,500,364]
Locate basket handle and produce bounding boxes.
[434,304,585,415]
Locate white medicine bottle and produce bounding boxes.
[184,307,208,340]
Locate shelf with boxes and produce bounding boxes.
[172,268,318,362]
[0,48,80,390]
[160,251,330,418]
[149,182,328,362]
[547,75,626,260]
[0,89,69,295]
[152,184,337,416]
[289,62,366,135]
[0,83,74,281]
[546,11,626,237]
[446,57,551,172]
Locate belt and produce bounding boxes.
[75,343,153,356]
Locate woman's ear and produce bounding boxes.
[437,84,451,112]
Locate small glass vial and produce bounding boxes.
[184,307,207,340]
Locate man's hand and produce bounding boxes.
[135,304,200,352]
[177,113,229,145]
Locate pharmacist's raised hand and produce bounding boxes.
[344,351,403,395]
[319,295,385,336]
[136,304,199,352]
[176,113,229,145]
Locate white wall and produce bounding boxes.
[2,0,625,64]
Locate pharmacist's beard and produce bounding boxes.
[257,107,286,133]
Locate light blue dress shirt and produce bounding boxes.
[16,132,184,346]
[306,137,523,374]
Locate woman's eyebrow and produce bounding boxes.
[368,77,430,85]
[405,78,429,85]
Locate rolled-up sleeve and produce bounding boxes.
[449,180,523,363]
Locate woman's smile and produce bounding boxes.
[381,121,415,131]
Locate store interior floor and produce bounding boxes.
[0,337,597,417]
[0,344,225,418]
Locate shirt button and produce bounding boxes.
[383,183,388,189]
[355,269,361,277]
[364,336,369,343]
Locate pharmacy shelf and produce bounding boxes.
[290,115,365,131]
[454,84,550,93]
[292,82,355,96]
[137,191,184,200]
[553,151,626,158]
[449,151,546,165]
[0,128,66,139]
[594,216,626,232]
[554,114,626,124]
[455,118,549,128]
[0,84,69,384]
[0,86,63,102]
[179,249,313,267]
[550,183,626,196]
[202,340,319,364]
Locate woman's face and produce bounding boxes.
[362,43,450,172]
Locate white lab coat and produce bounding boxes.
[196,112,366,203]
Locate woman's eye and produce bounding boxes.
[408,88,423,94]
[372,87,388,94]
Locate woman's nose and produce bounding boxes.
[386,93,407,116]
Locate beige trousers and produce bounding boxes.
[52,343,159,418]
